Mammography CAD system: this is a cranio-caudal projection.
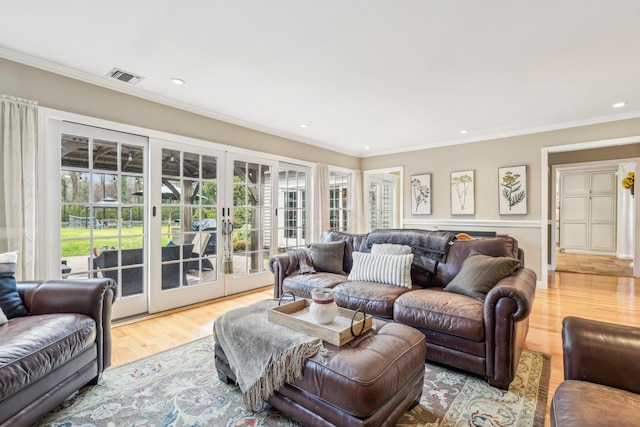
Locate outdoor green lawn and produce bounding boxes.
[60,224,252,257]
[61,225,163,257]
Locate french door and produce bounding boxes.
[148,144,277,312]
[55,122,287,319]
[147,140,226,313]
[224,153,277,295]
[58,122,148,320]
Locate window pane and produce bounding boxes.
[122,145,143,174]
[162,149,180,176]
[183,152,199,179]
[93,139,118,171]
[61,170,90,203]
[61,134,89,168]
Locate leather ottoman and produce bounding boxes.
[215,319,426,427]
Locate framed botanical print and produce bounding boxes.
[411,174,431,214]
[499,165,527,214]
[451,170,474,215]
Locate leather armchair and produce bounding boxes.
[1,278,117,427]
[550,316,640,426]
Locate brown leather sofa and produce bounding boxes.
[550,316,640,427]
[0,278,117,427]
[270,229,537,389]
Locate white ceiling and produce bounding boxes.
[2,1,640,157]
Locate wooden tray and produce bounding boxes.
[268,299,372,346]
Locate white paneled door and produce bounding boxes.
[560,170,617,254]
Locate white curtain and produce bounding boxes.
[0,95,38,280]
[352,169,366,234]
[317,163,329,236]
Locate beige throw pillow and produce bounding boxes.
[371,243,412,255]
[444,250,520,302]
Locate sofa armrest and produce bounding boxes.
[483,267,537,388]
[269,254,291,298]
[484,267,536,322]
[17,278,118,373]
[562,316,640,394]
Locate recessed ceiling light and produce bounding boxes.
[460,129,468,135]
[171,78,185,85]
[300,124,309,128]
[364,146,371,150]
[613,102,626,108]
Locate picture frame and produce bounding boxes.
[499,165,527,214]
[451,170,475,215]
[411,174,431,214]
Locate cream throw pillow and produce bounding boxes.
[0,307,7,326]
[348,252,413,288]
[371,243,412,255]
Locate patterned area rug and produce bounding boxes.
[36,338,550,427]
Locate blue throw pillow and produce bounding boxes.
[0,251,29,318]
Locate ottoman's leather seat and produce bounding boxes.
[215,319,426,427]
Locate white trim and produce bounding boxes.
[541,148,550,289]
[362,115,640,158]
[403,219,541,229]
[546,136,640,153]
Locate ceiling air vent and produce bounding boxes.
[106,68,145,85]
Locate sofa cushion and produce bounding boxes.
[308,241,345,274]
[0,313,97,400]
[0,251,28,319]
[394,288,485,341]
[348,252,413,288]
[551,380,640,427]
[283,272,347,298]
[444,250,521,301]
[371,243,412,255]
[333,281,413,319]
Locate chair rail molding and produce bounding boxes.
[402,219,542,229]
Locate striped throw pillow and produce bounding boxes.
[348,252,413,288]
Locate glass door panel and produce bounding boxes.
[59,123,147,320]
[225,155,276,295]
[148,141,224,313]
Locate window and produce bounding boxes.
[277,164,310,253]
[329,170,351,232]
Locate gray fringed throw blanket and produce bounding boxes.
[213,299,322,411]
[285,247,316,276]
[360,229,455,275]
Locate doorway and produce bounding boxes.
[364,167,403,230]
[549,158,636,279]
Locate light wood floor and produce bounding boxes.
[111,273,640,427]
[555,248,633,276]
